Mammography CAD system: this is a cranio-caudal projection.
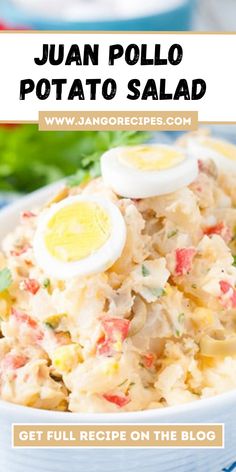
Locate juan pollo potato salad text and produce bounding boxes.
[1,131,236,412]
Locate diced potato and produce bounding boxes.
[165,283,173,296]
[56,399,68,411]
[101,359,119,376]
[0,252,6,271]
[193,307,214,328]
[52,344,83,373]
[26,393,40,407]
[0,291,11,321]
[55,331,71,345]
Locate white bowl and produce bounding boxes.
[0,183,235,472]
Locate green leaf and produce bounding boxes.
[149,287,166,298]
[141,264,150,277]
[67,169,90,188]
[233,255,236,267]
[0,268,12,292]
[0,127,150,194]
[43,278,51,289]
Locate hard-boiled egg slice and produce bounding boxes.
[101,144,198,198]
[184,135,236,172]
[33,195,126,279]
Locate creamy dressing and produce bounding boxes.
[12,0,186,21]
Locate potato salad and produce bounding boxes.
[1,130,236,413]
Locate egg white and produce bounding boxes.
[186,137,236,173]
[101,145,198,199]
[33,195,126,280]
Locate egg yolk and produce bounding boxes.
[203,138,236,161]
[45,202,111,262]
[119,145,185,171]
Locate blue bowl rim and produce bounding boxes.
[2,0,194,27]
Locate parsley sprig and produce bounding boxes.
[0,127,150,193]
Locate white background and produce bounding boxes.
[0,32,235,122]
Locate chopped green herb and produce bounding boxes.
[167,229,178,239]
[43,278,51,289]
[0,268,12,292]
[129,382,135,387]
[118,379,128,388]
[178,313,185,324]
[191,283,197,289]
[233,255,236,267]
[141,264,150,277]
[150,287,166,298]
[175,329,180,337]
